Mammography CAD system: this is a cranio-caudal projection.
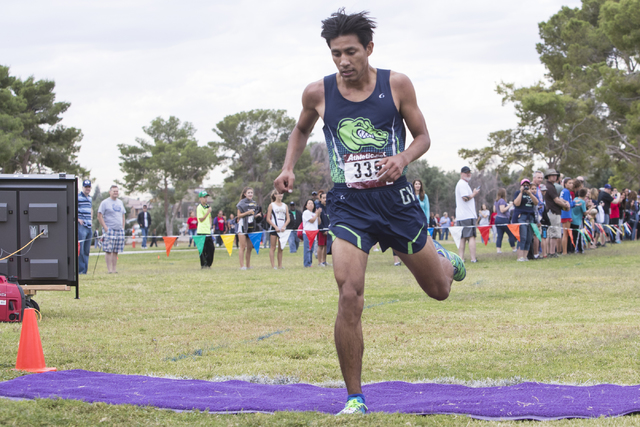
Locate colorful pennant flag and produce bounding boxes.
[162,237,178,257]
[305,230,319,249]
[449,226,463,249]
[248,232,262,254]
[530,223,541,241]
[278,230,292,250]
[193,235,206,255]
[427,227,434,237]
[221,234,235,256]
[507,224,521,242]
[477,226,491,246]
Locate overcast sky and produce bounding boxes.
[2,0,582,195]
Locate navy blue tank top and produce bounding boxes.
[322,69,406,188]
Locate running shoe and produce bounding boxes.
[432,240,466,281]
[336,397,367,415]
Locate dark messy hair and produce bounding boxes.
[321,9,376,48]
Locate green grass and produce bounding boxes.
[2,240,640,425]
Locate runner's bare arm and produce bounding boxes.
[274,81,322,193]
[377,72,430,182]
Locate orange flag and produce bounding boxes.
[162,237,178,257]
[305,230,319,249]
[477,226,491,246]
[568,228,575,248]
[507,224,521,242]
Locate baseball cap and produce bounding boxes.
[82,179,91,187]
[539,184,547,191]
[198,191,209,198]
[461,166,471,173]
[604,184,612,189]
[289,201,295,206]
[520,178,531,185]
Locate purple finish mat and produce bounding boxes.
[2,370,640,420]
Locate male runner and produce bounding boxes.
[274,10,466,415]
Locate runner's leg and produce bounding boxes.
[395,237,452,300]
[332,238,368,395]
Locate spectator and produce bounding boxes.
[196,191,214,269]
[628,191,639,240]
[610,189,623,243]
[439,212,451,240]
[571,188,588,253]
[287,201,302,253]
[432,213,441,240]
[455,166,479,262]
[544,169,569,257]
[137,204,152,249]
[77,179,93,274]
[560,178,575,254]
[187,211,197,247]
[512,178,538,262]
[227,213,238,247]
[597,184,614,246]
[236,187,261,270]
[97,185,126,274]
[531,170,545,258]
[149,228,158,247]
[212,210,226,247]
[477,203,490,244]
[412,179,430,221]
[493,188,515,254]
[428,213,439,240]
[317,191,330,267]
[539,184,550,257]
[302,199,321,267]
[266,190,290,269]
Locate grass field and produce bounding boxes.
[2,239,640,426]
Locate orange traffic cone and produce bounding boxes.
[15,308,56,373]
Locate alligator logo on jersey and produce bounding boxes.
[337,117,391,153]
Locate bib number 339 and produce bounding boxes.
[344,152,393,189]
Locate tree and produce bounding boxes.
[118,116,218,235]
[459,82,601,178]
[0,65,86,175]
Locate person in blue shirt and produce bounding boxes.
[412,179,429,220]
[560,178,576,254]
[77,179,93,274]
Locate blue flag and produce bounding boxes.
[248,232,262,254]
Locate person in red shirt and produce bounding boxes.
[213,211,227,247]
[187,211,198,247]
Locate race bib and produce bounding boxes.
[344,152,393,189]
[248,215,254,224]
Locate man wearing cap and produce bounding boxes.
[196,191,214,268]
[512,178,539,261]
[77,179,93,274]
[543,169,569,257]
[287,201,302,253]
[137,205,152,249]
[455,166,480,262]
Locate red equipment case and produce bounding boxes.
[0,274,26,322]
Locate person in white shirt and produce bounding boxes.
[455,166,480,262]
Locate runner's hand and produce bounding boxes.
[376,154,407,182]
[274,170,295,193]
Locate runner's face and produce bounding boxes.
[276,193,283,202]
[329,35,373,82]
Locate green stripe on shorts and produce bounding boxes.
[335,225,361,249]
[407,224,425,255]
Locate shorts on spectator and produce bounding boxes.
[103,228,125,253]
[456,219,477,238]
[548,212,562,239]
[318,231,327,246]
